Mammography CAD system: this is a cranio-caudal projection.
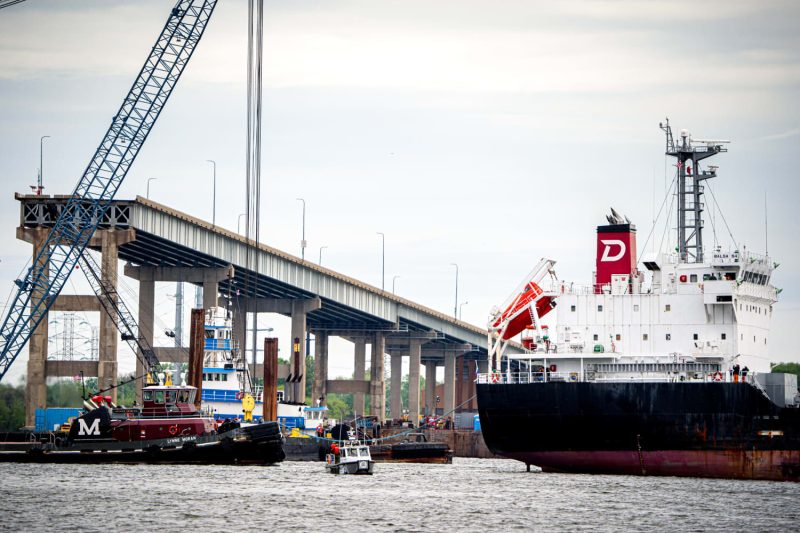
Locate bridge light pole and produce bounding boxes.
[459,301,468,320]
[450,263,459,318]
[38,135,50,195]
[296,198,306,260]
[146,177,157,199]
[392,275,400,294]
[319,245,327,265]
[377,232,385,291]
[206,159,216,226]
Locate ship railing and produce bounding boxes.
[477,371,581,384]
[478,370,732,385]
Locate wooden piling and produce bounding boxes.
[187,308,205,409]
[263,337,279,421]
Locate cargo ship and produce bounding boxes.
[477,120,800,481]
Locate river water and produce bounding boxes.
[1,458,798,532]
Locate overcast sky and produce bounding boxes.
[0,0,798,383]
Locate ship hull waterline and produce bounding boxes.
[477,382,800,481]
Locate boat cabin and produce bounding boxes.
[140,385,199,417]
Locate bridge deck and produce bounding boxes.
[18,194,525,357]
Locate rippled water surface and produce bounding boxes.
[1,458,798,532]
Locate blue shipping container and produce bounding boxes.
[34,408,82,432]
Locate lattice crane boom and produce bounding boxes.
[0,0,218,381]
[77,251,161,384]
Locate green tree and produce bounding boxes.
[0,384,25,431]
[305,354,314,400]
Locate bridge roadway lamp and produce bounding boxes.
[296,198,306,260]
[206,159,216,226]
[450,263,459,318]
[377,232,385,290]
[38,135,50,195]
[146,177,157,199]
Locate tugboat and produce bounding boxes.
[0,378,285,464]
[325,430,375,475]
[1,308,287,465]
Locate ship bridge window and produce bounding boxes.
[724,272,736,281]
[143,390,153,401]
[155,390,165,404]
[205,330,214,339]
[178,390,190,403]
[166,390,177,404]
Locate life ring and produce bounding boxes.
[713,371,723,382]
[490,373,500,383]
[168,425,179,435]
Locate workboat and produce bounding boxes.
[477,121,800,481]
[201,306,265,421]
[325,431,375,475]
[0,384,285,464]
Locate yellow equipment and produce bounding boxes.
[242,393,255,422]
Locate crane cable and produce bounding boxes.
[243,0,264,394]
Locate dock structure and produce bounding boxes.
[16,194,523,425]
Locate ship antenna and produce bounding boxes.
[764,191,768,257]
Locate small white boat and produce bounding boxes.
[325,433,375,475]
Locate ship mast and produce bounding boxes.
[659,118,729,263]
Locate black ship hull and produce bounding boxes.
[0,421,285,465]
[477,382,800,481]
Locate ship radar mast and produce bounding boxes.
[659,118,729,263]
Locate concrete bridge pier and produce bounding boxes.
[389,353,402,420]
[18,227,50,427]
[407,339,423,426]
[425,361,437,416]
[18,226,134,424]
[95,229,135,397]
[353,338,366,415]
[313,331,328,405]
[369,332,385,422]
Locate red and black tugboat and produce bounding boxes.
[0,383,284,464]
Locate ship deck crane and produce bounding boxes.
[487,258,558,371]
[0,0,218,382]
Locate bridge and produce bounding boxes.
[16,194,523,426]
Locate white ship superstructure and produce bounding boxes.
[553,247,777,373]
[487,120,779,380]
